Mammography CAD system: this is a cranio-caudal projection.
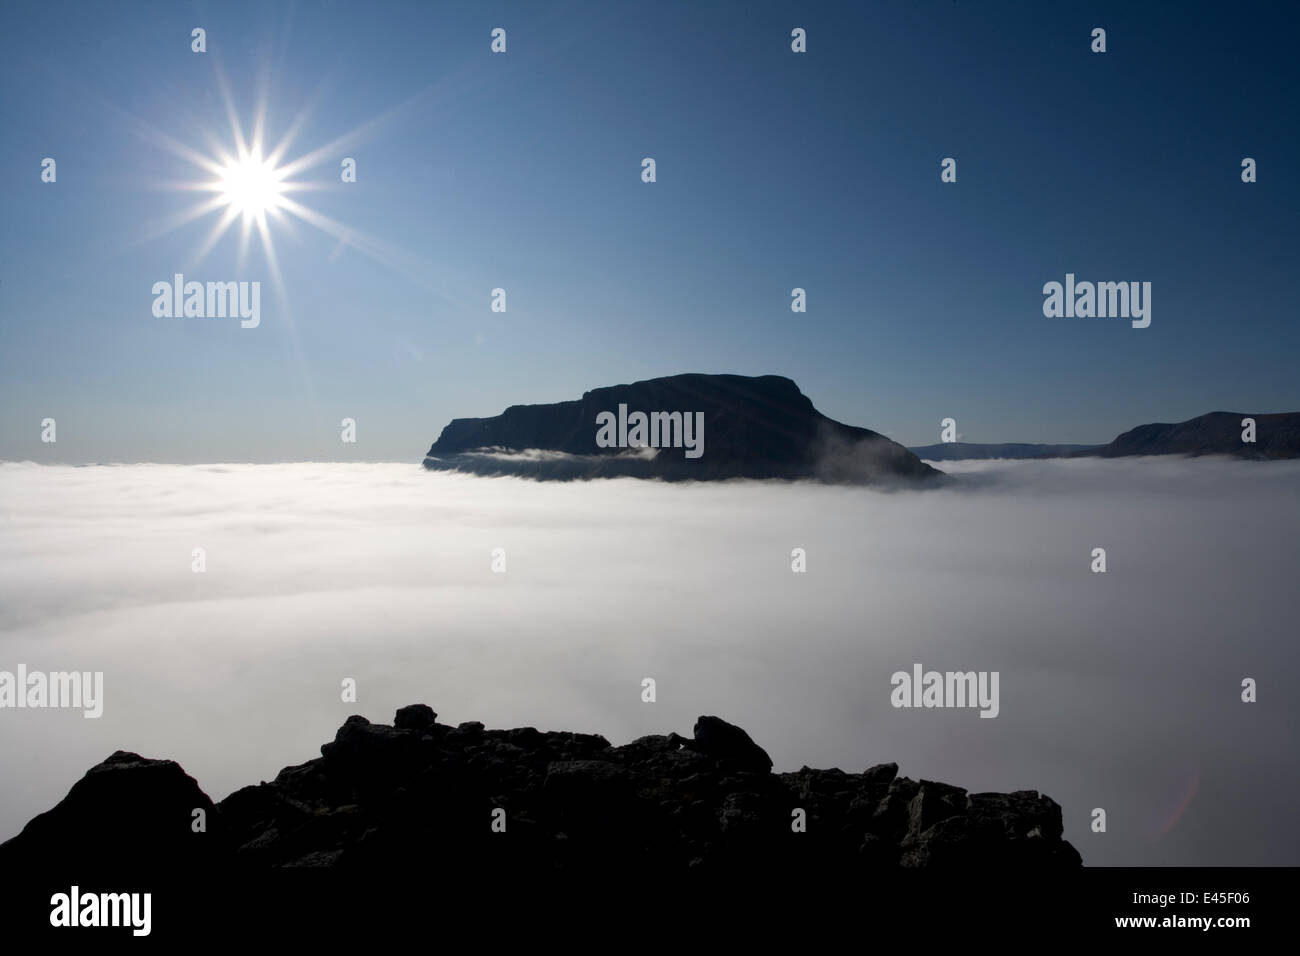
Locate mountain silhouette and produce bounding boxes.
[1069,411,1300,459]
[910,412,1300,461]
[424,373,942,483]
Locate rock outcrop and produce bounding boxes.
[0,751,225,873]
[423,373,943,483]
[0,708,1081,875]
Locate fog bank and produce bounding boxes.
[1,458,1296,865]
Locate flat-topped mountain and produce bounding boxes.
[423,373,942,483]
[1071,411,1300,459]
[0,706,1081,875]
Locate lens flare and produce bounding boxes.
[217,151,286,220]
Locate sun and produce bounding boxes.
[132,65,414,294]
[217,150,286,220]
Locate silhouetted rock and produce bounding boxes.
[911,412,1300,461]
[0,751,220,874]
[1068,410,1300,459]
[689,715,773,772]
[0,706,1082,876]
[423,373,942,484]
[393,703,438,732]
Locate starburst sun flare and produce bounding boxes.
[130,70,401,295]
[216,149,288,220]
[125,61,435,314]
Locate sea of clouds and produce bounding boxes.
[0,457,1296,865]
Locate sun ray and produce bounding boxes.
[116,107,229,179]
[272,86,435,180]
[252,99,266,161]
[274,196,402,272]
[255,212,285,299]
[213,62,249,160]
[236,214,254,276]
[263,88,324,169]
[131,195,231,249]
[189,203,243,272]
[267,204,302,245]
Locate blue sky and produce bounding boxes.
[2,0,1297,462]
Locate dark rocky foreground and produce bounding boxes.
[0,706,1080,876]
[424,373,943,483]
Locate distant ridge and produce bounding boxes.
[911,411,1300,461]
[423,373,942,484]
[910,442,1100,461]
[1068,411,1300,459]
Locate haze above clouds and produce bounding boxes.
[1,458,1296,865]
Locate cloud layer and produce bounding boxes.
[1,458,1296,865]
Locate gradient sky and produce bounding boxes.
[2,0,1297,463]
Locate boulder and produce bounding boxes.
[690,715,774,772]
